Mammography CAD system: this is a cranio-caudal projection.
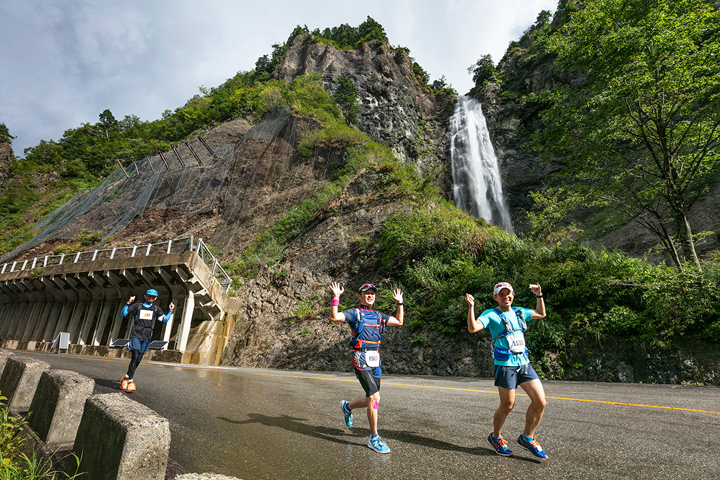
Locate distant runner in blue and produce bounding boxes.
[465,281,549,460]
[330,282,404,454]
[119,288,174,393]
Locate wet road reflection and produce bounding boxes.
[12,351,720,479]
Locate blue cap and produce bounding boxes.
[145,289,159,296]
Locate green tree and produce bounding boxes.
[534,0,720,270]
[333,76,360,124]
[98,109,118,139]
[468,54,495,89]
[0,123,15,144]
[357,16,386,44]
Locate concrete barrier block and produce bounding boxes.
[73,393,170,480]
[27,369,95,445]
[176,475,240,480]
[0,350,15,376]
[0,356,50,411]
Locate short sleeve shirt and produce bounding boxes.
[478,307,533,366]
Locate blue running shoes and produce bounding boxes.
[517,434,548,460]
[368,435,391,454]
[340,400,353,427]
[487,434,513,456]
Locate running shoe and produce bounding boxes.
[126,380,136,393]
[367,436,391,454]
[340,400,353,427]
[517,435,548,460]
[487,434,513,456]
[120,375,129,391]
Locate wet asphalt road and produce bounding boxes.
[11,351,720,479]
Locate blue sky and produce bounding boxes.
[0,0,557,155]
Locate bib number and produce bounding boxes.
[365,351,380,368]
[139,309,153,320]
[506,332,526,354]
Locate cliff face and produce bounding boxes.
[216,35,719,385]
[274,34,454,188]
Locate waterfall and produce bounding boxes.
[450,96,513,231]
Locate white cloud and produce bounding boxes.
[0,0,557,155]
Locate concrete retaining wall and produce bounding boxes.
[0,352,233,479]
[0,349,13,373]
[0,356,50,411]
[74,393,170,480]
[27,369,94,445]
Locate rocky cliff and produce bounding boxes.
[274,34,455,189]
[215,33,719,385]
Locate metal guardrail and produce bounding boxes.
[0,236,232,292]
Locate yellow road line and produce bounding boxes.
[235,371,720,416]
[23,352,720,416]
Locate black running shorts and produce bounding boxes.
[355,368,381,397]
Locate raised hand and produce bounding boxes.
[128,296,136,305]
[529,284,542,296]
[330,282,344,298]
[169,302,175,311]
[392,289,403,304]
[465,293,475,306]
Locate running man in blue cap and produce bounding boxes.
[119,289,174,392]
[330,282,404,454]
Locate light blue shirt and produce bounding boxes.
[478,307,533,366]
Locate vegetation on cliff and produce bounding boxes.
[531,0,720,270]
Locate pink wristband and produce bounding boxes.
[332,298,340,306]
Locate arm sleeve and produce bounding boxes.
[160,308,173,323]
[122,303,138,317]
[521,307,533,322]
[154,305,169,323]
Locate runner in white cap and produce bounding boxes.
[465,281,548,460]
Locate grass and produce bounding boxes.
[0,394,83,479]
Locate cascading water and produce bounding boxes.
[450,95,513,231]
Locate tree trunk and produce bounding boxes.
[676,212,701,270]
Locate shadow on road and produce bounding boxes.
[218,413,363,446]
[93,377,123,391]
[218,413,540,463]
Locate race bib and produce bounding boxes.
[506,332,526,354]
[365,350,380,368]
[139,309,154,320]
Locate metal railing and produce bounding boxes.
[0,236,232,292]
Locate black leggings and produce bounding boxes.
[126,349,145,379]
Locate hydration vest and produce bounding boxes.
[491,307,529,360]
[491,307,527,341]
[348,307,386,350]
